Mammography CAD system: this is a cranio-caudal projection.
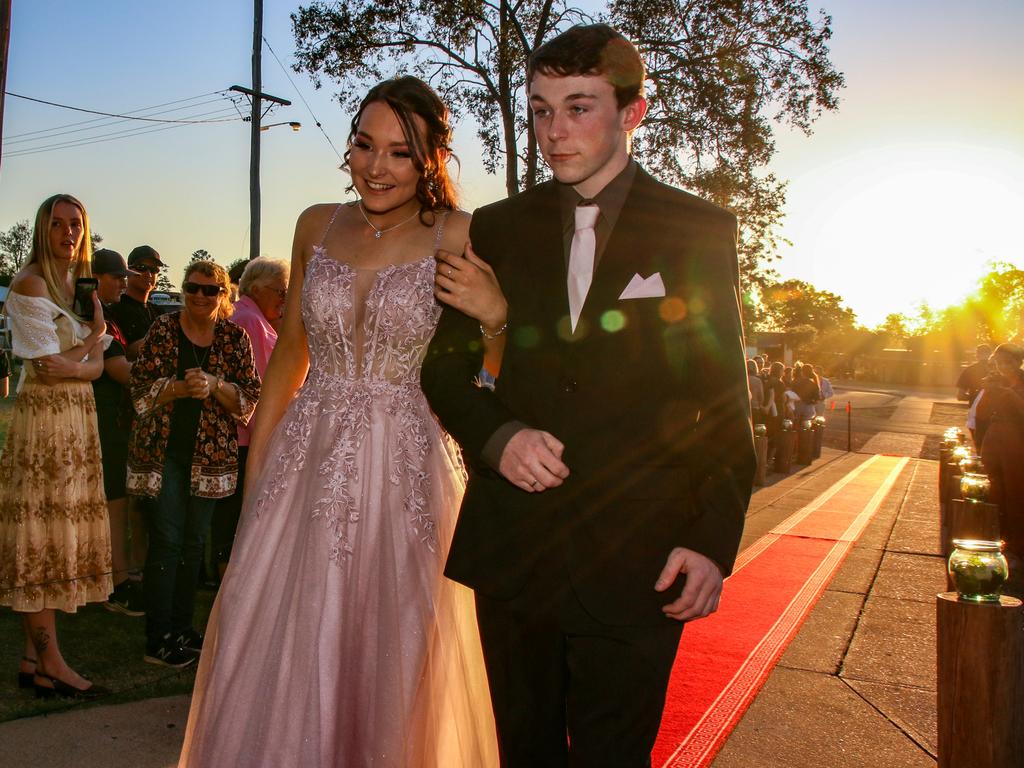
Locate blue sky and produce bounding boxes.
[2,0,1022,327]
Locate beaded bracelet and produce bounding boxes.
[480,321,508,340]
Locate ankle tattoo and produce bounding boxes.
[32,628,50,654]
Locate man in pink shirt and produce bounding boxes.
[211,257,289,580]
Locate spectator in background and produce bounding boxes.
[92,249,147,617]
[765,361,787,458]
[211,256,288,580]
[0,348,10,398]
[227,259,247,304]
[127,261,260,667]
[956,344,991,405]
[976,343,1024,596]
[747,359,764,425]
[814,365,834,416]
[109,245,165,360]
[791,363,820,423]
[0,193,112,698]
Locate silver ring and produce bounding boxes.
[447,267,453,278]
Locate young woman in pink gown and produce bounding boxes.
[179,77,498,768]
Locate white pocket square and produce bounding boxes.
[618,272,666,300]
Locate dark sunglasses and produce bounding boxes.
[133,265,161,275]
[183,281,225,297]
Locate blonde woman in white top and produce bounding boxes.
[0,194,112,699]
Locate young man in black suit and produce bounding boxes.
[423,24,755,767]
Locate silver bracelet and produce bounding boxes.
[480,321,508,340]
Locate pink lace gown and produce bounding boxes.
[179,215,498,767]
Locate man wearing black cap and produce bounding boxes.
[92,249,146,616]
[109,245,165,360]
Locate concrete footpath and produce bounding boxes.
[1,447,942,768]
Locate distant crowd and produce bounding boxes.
[746,355,833,460]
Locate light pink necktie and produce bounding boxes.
[568,204,599,332]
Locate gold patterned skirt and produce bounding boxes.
[0,380,112,612]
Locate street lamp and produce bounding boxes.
[261,121,301,132]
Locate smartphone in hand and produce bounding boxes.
[73,277,98,320]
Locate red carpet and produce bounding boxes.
[652,455,909,768]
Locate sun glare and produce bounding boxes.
[778,141,1024,328]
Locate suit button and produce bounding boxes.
[562,378,578,393]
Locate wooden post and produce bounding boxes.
[796,425,814,465]
[937,593,1024,767]
[811,422,824,459]
[949,499,1000,544]
[773,430,795,474]
[753,435,768,485]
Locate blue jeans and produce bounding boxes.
[144,454,216,645]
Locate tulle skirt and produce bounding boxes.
[179,379,497,767]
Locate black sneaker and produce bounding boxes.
[144,634,197,668]
[174,628,204,654]
[103,581,145,617]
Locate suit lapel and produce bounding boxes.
[513,182,568,326]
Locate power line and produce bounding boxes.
[4,90,244,124]
[4,91,226,139]
[4,97,230,146]
[262,35,344,162]
[4,109,239,158]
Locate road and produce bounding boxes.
[820,382,966,460]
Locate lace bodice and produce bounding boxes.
[301,218,444,386]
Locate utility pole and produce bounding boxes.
[249,0,263,261]
[229,82,291,259]
[0,0,12,176]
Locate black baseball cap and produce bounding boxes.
[127,245,165,268]
[92,248,134,277]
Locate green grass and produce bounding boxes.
[1,394,212,721]
[0,590,213,722]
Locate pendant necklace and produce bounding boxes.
[184,319,212,370]
[358,201,419,239]
[192,341,211,372]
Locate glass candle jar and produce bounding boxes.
[813,416,827,427]
[959,455,984,475]
[948,539,1008,603]
[754,424,767,437]
[950,445,973,464]
[959,473,991,502]
[781,419,793,431]
[801,419,812,431]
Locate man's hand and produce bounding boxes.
[499,428,570,493]
[655,547,724,622]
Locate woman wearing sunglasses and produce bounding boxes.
[127,260,260,668]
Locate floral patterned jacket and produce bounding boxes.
[127,312,261,498]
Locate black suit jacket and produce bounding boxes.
[422,167,756,626]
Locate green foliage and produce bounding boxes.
[189,249,214,265]
[875,312,910,347]
[757,278,857,334]
[0,220,31,281]
[291,0,844,286]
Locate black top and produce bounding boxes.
[108,294,162,345]
[956,360,989,403]
[92,313,131,427]
[792,377,820,404]
[0,349,10,380]
[166,326,209,462]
